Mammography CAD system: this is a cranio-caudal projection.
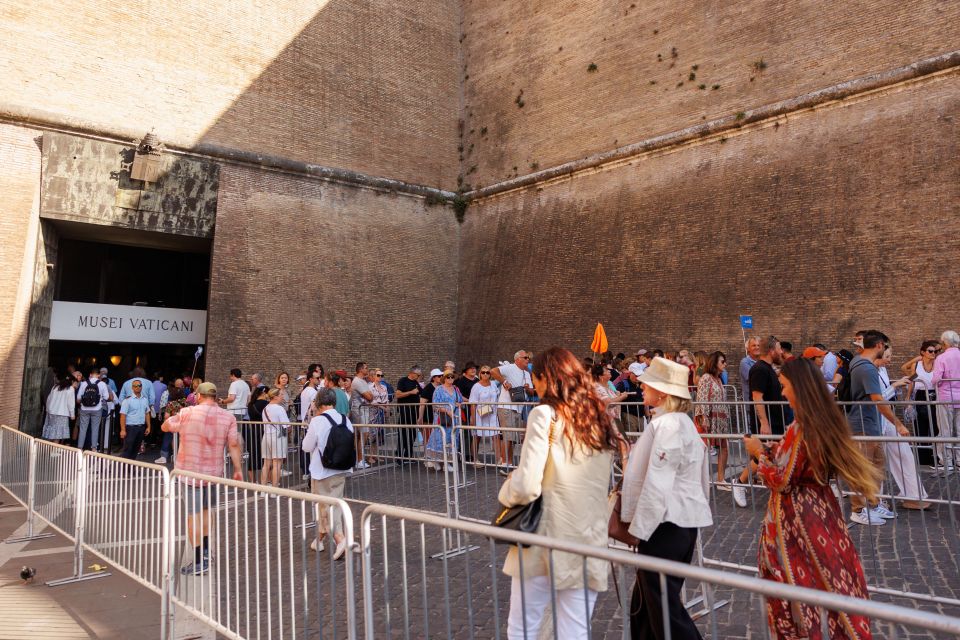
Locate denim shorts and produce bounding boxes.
[186,485,219,514]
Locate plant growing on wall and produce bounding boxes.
[587,63,598,72]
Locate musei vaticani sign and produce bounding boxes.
[50,301,206,344]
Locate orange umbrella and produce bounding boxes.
[591,322,608,355]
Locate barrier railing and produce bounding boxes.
[2,425,54,542]
[82,451,172,593]
[4,399,960,638]
[167,469,358,640]
[360,503,960,639]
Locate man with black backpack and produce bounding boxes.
[76,368,110,451]
[301,388,354,560]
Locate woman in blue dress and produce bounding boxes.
[427,370,463,472]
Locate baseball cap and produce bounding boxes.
[99,367,108,375]
[635,349,648,356]
[296,374,307,382]
[802,346,827,359]
[196,381,217,396]
[334,369,349,377]
[429,368,443,378]
[628,362,645,377]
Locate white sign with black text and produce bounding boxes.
[50,301,207,344]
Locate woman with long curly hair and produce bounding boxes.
[498,347,620,639]
[745,357,879,639]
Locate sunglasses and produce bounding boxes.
[132,384,142,388]
[926,348,939,354]
[444,374,456,379]
[521,356,530,360]
[375,373,383,377]
[480,371,491,375]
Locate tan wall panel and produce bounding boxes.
[456,75,960,369]
[0,124,42,428]
[461,0,960,185]
[1,0,460,187]
[205,165,460,390]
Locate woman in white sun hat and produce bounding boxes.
[621,356,713,640]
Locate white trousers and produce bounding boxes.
[935,405,960,467]
[881,421,927,500]
[507,575,598,640]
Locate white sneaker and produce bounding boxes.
[355,460,370,470]
[873,504,896,519]
[154,456,167,464]
[850,508,886,526]
[332,539,346,561]
[280,470,292,477]
[445,463,454,473]
[310,538,324,552]
[715,481,732,492]
[732,486,747,508]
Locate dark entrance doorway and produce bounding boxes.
[48,341,205,384]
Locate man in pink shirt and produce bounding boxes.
[931,330,960,470]
[162,381,244,575]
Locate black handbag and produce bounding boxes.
[509,385,527,403]
[491,498,543,547]
[491,416,554,546]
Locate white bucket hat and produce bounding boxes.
[637,357,692,400]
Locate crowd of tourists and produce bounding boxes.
[35,327,960,639]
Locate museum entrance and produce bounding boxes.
[46,235,210,383]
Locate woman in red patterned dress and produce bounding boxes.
[744,358,880,639]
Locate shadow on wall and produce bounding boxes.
[197,0,459,190]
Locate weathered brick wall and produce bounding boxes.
[456,75,960,371]
[460,0,960,187]
[205,166,460,391]
[0,0,460,188]
[0,124,42,429]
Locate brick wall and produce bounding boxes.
[0,124,42,428]
[460,0,960,186]
[456,74,960,372]
[205,165,460,391]
[0,0,460,188]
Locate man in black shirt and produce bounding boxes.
[749,335,787,435]
[395,365,423,463]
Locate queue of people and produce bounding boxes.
[36,326,960,639]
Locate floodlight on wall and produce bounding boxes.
[110,355,122,367]
[130,129,165,183]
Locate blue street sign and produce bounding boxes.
[739,315,753,329]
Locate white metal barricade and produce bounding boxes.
[360,503,960,639]
[2,426,55,543]
[166,469,358,640]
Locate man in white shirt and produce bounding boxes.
[491,350,534,474]
[76,368,111,451]
[219,368,250,420]
[301,388,353,560]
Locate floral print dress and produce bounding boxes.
[757,423,872,640]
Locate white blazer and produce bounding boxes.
[621,410,713,541]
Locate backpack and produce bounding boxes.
[80,381,102,408]
[320,413,355,471]
[836,359,870,406]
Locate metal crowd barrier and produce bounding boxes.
[360,503,960,639]
[2,425,54,542]
[167,469,357,640]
